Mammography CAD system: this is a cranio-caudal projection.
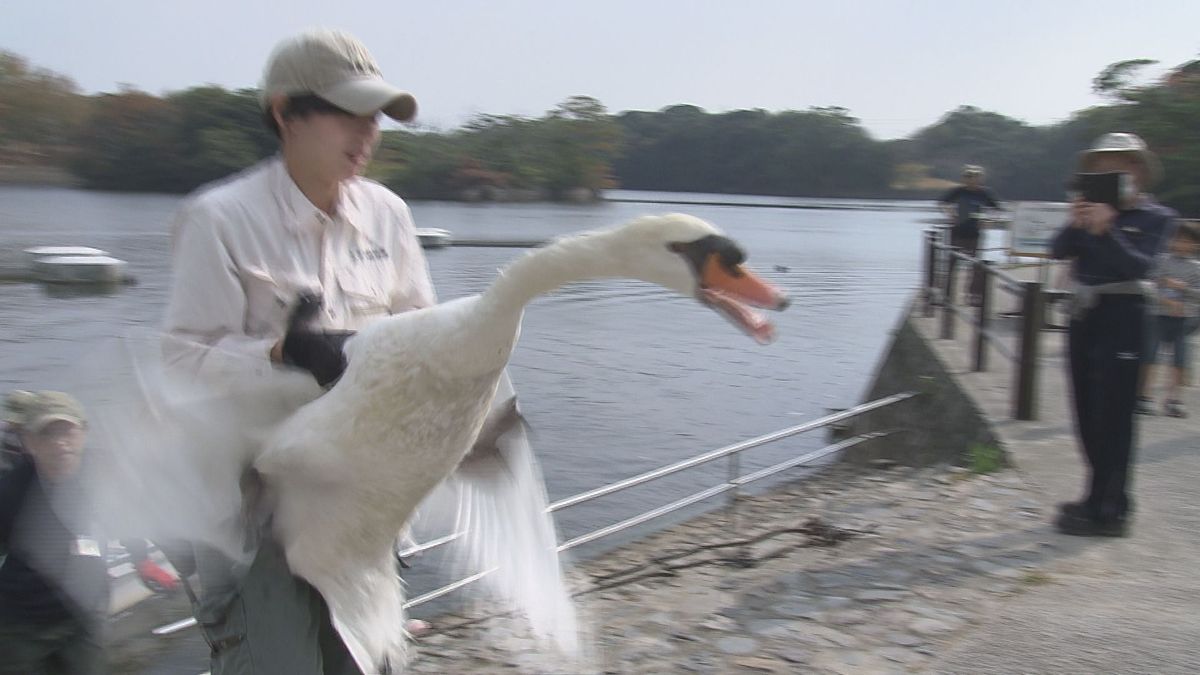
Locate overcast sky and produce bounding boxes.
[3,1,1198,139]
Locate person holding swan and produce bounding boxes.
[161,28,434,675]
[152,26,791,675]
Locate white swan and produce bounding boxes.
[255,213,789,672]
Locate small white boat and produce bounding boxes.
[32,255,128,284]
[23,245,110,266]
[416,228,453,249]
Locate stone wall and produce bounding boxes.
[841,299,1003,466]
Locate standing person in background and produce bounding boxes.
[1137,222,1200,417]
[162,28,434,674]
[0,391,108,675]
[939,165,1001,306]
[1050,132,1177,537]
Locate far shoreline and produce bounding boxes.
[0,164,946,206]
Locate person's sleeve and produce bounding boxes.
[1088,212,1174,280]
[1185,261,1200,301]
[387,199,437,313]
[1148,253,1166,282]
[937,187,959,204]
[0,455,34,552]
[985,189,1000,208]
[162,199,277,379]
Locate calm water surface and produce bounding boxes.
[0,185,930,555]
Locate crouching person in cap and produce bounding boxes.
[1050,132,1177,536]
[0,391,108,675]
[163,28,435,674]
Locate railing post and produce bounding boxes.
[923,230,937,317]
[725,452,751,567]
[940,250,957,339]
[974,259,992,371]
[1014,280,1043,420]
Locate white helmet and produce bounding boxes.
[1078,132,1162,185]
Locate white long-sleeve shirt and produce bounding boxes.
[163,156,436,381]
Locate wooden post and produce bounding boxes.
[1014,280,1043,420]
[974,259,992,372]
[940,250,957,340]
[923,230,937,317]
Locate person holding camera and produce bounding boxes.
[1050,132,1177,537]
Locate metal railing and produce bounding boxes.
[399,391,915,610]
[154,390,915,637]
[921,228,1050,420]
[152,390,917,636]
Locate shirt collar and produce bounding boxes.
[271,156,326,235]
[270,156,370,239]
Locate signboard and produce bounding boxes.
[1009,201,1070,258]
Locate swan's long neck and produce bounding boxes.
[482,230,628,314]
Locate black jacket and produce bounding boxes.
[0,450,109,626]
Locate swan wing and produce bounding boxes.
[81,330,323,561]
[409,372,581,656]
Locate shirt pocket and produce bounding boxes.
[241,266,292,334]
[338,264,394,321]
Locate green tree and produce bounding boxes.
[0,51,88,162]
[70,88,182,191]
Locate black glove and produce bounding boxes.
[282,329,355,388]
[280,292,355,388]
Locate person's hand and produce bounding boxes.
[1163,277,1186,290]
[1069,197,1088,229]
[281,329,356,387]
[1072,199,1116,235]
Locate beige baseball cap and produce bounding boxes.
[23,391,86,433]
[260,29,417,122]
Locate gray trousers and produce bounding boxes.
[192,537,361,675]
[0,614,102,675]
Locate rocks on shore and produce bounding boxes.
[407,463,1056,673]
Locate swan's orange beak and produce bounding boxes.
[699,255,789,344]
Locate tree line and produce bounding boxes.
[1,50,1197,214]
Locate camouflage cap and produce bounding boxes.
[22,391,86,432]
[3,390,38,425]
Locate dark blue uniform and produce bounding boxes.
[940,185,1000,300]
[1051,199,1176,525]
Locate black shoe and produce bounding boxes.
[1054,509,1128,537]
[1135,397,1155,415]
[1056,501,1090,519]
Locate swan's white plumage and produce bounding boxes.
[90,214,741,673]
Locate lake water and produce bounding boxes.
[0,185,933,561]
